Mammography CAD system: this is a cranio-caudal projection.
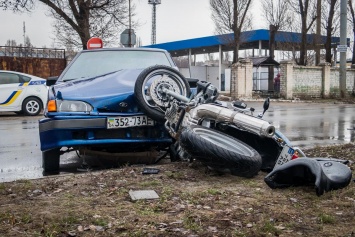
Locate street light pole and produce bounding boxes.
[129,0,132,47]
[339,0,347,97]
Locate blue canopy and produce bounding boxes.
[143,29,349,57]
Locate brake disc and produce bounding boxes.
[149,73,182,107]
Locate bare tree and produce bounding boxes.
[349,0,355,94]
[210,0,253,63]
[290,0,318,65]
[5,40,18,47]
[0,0,132,50]
[322,0,340,64]
[349,0,355,65]
[261,0,292,90]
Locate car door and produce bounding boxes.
[0,72,26,111]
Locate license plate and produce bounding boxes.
[107,116,154,129]
[274,145,295,169]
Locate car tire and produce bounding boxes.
[134,65,190,122]
[180,125,262,178]
[42,149,60,173]
[22,97,42,116]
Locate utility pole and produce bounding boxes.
[129,0,132,47]
[23,21,26,46]
[148,0,161,44]
[315,0,321,65]
[339,0,347,97]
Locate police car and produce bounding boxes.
[0,70,48,116]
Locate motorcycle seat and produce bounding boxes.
[264,157,352,196]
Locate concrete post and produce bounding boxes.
[230,63,238,99]
[230,59,253,99]
[244,59,253,98]
[280,61,294,99]
[319,62,331,98]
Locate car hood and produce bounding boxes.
[52,69,144,113]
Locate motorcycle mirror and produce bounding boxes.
[262,98,270,115]
[232,100,247,109]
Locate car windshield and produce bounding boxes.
[60,50,173,81]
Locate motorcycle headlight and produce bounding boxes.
[54,100,93,112]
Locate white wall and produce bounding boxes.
[178,65,230,91]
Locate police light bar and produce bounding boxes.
[87,37,103,49]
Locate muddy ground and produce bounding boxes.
[0,143,354,237]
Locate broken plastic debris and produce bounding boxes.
[142,168,160,174]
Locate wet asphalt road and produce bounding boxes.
[0,101,354,183]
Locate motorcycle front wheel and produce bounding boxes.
[180,125,262,178]
[134,65,191,122]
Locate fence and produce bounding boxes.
[0,46,67,79]
[230,59,355,99]
[0,46,65,59]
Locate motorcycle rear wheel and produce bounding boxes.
[180,125,262,178]
[134,65,190,122]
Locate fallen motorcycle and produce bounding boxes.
[134,65,352,195]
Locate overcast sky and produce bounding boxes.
[0,0,264,48]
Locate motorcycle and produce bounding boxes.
[134,65,352,195]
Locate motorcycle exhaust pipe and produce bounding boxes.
[188,104,275,137]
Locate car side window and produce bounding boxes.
[21,75,31,83]
[0,72,21,85]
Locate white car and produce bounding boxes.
[0,70,48,116]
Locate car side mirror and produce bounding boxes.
[46,76,58,86]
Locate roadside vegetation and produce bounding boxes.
[0,143,354,237]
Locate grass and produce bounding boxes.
[0,143,354,236]
[318,213,335,224]
[183,211,202,232]
[260,221,282,235]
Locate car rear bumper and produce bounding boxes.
[39,116,172,151]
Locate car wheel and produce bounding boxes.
[22,97,42,116]
[42,149,60,174]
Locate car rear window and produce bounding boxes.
[60,50,173,81]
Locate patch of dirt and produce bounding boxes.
[0,143,354,237]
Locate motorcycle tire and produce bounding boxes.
[180,125,262,178]
[134,65,190,122]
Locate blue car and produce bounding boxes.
[39,46,193,173]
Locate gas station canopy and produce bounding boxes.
[143,29,348,57]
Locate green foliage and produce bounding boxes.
[260,221,281,235]
[318,213,335,224]
[183,211,202,232]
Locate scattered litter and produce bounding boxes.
[276,225,286,230]
[142,167,160,174]
[32,189,42,194]
[77,162,92,172]
[129,190,159,201]
[290,198,298,203]
[52,189,63,194]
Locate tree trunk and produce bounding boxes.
[299,21,307,66]
[325,0,336,64]
[233,29,241,63]
[268,25,277,91]
[325,29,333,63]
